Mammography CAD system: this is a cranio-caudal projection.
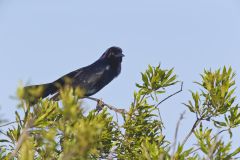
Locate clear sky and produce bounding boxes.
[1,0,240,151]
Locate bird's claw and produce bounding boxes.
[96,99,104,112]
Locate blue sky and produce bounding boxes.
[1,0,240,150]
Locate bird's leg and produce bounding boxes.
[96,98,104,112]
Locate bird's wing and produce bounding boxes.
[72,62,109,95]
[53,68,84,86]
[53,60,111,96]
[73,64,106,85]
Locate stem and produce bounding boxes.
[182,118,201,146]
[85,97,127,114]
[157,108,164,128]
[171,111,186,159]
[10,118,34,159]
[0,120,23,128]
[155,82,183,108]
[189,128,230,155]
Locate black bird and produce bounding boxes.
[24,46,124,101]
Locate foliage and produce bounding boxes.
[0,65,240,159]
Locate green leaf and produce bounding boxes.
[213,120,227,128]
[0,139,10,143]
[141,73,148,85]
[229,147,240,157]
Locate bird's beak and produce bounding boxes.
[119,53,125,57]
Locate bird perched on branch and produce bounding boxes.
[24,46,124,103]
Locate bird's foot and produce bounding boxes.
[96,99,104,112]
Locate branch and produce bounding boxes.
[0,130,8,137]
[10,118,34,159]
[182,113,227,150]
[189,128,230,155]
[157,108,164,128]
[155,82,183,108]
[211,129,229,141]
[182,118,201,146]
[85,97,127,114]
[0,120,23,128]
[171,111,186,159]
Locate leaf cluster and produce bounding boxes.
[0,65,240,160]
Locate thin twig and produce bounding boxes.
[182,118,201,146]
[211,129,229,141]
[157,108,163,122]
[155,82,183,108]
[0,120,23,128]
[139,94,146,105]
[171,111,186,159]
[115,112,119,123]
[85,97,127,114]
[157,108,165,128]
[0,130,8,137]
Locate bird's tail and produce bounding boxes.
[24,82,58,103]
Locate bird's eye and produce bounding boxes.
[110,52,116,56]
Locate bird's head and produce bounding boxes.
[100,46,124,62]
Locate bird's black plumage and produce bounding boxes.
[24,46,124,101]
